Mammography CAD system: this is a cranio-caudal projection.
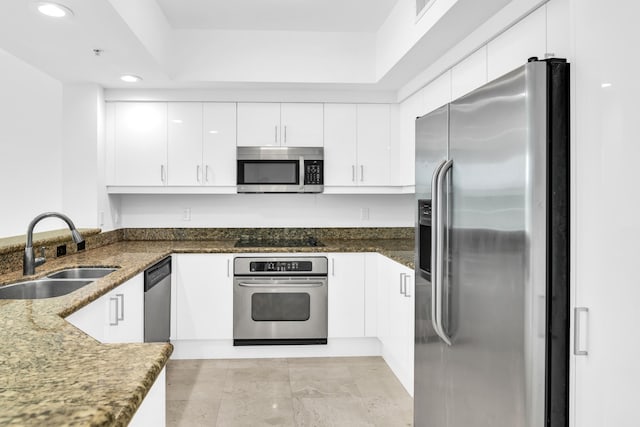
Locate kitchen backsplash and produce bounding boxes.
[0,227,413,275]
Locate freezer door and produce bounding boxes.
[414,104,449,427]
[443,63,548,427]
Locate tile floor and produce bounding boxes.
[166,356,413,427]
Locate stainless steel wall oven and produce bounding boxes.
[233,256,328,345]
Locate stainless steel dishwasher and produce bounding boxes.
[144,256,171,342]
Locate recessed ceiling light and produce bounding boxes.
[120,74,143,83]
[36,2,74,18]
[601,82,612,88]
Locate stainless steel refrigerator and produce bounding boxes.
[414,58,569,427]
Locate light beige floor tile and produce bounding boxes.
[168,359,230,371]
[216,397,295,427]
[361,396,413,427]
[290,378,361,398]
[167,399,221,427]
[289,365,353,382]
[292,397,374,427]
[226,358,289,369]
[223,379,292,399]
[226,366,290,383]
[354,375,410,398]
[167,371,227,401]
[348,363,399,380]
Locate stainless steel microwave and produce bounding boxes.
[236,147,324,193]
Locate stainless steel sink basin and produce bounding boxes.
[0,279,93,299]
[47,267,117,280]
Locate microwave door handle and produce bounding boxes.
[299,157,305,191]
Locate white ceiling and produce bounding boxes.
[0,0,510,91]
[155,0,400,32]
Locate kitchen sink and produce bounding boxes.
[47,267,117,280]
[0,279,94,299]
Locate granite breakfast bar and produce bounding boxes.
[0,229,414,426]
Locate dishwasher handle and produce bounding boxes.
[144,257,172,292]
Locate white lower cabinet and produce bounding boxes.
[172,253,233,340]
[67,273,144,343]
[129,367,166,427]
[327,253,365,338]
[376,254,414,395]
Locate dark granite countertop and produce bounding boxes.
[0,237,414,426]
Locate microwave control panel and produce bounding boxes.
[304,160,324,185]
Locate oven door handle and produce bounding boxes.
[236,281,325,288]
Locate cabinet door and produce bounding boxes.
[168,103,203,186]
[174,254,233,340]
[327,253,365,338]
[66,292,107,342]
[487,6,546,81]
[280,103,324,147]
[236,103,281,146]
[356,104,390,186]
[451,46,488,100]
[103,273,144,343]
[114,102,167,186]
[203,103,237,186]
[323,104,358,186]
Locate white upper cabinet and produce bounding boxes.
[203,103,237,186]
[421,70,452,117]
[324,104,358,186]
[237,103,281,146]
[280,103,324,146]
[237,102,323,147]
[357,104,391,186]
[451,46,488,100]
[168,103,203,186]
[112,102,167,186]
[323,103,391,188]
[107,102,236,190]
[487,6,546,81]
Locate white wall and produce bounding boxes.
[62,84,102,230]
[116,194,414,228]
[170,30,376,84]
[0,48,63,237]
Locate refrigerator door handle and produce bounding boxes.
[430,159,452,345]
[435,159,453,346]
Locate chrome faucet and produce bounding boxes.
[24,212,85,275]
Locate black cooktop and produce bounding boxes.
[234,237,324,248]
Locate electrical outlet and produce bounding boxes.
[361,207,370,220]
[183,208,191,221]
[56,244,67,257]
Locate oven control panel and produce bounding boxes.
[234,257,328,276]
[250,261,313,272]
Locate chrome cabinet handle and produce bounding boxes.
[360,165,364,182]
[227,259,230,277]
[275,125,278,143]
[196,165,201,183]
[352,165,356,182]
[574,307,589,356]
[332,258,335,276]
[109,296,119,326]
[117,293,124,322]
[205,165,210,183]
[284,125,287,143]
[160,165,166,183]
[403,274,412,298]
[435,159,453,345]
